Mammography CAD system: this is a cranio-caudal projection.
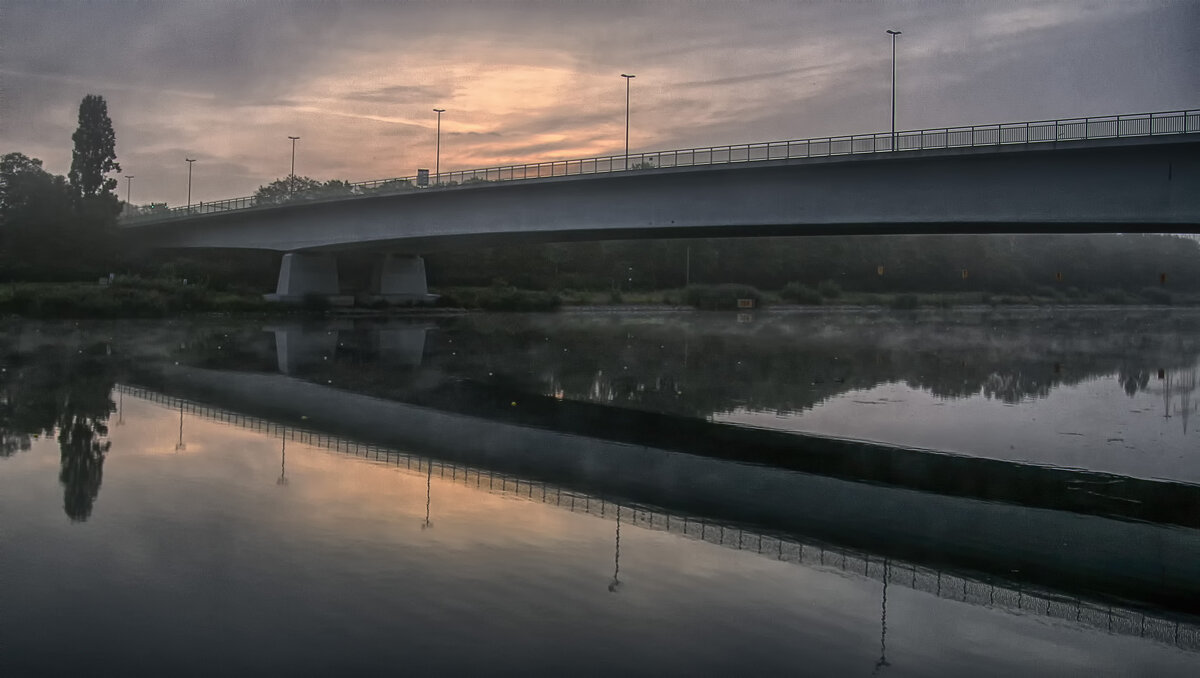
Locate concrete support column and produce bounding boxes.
[374,254,437,303]
[267,253,341,302]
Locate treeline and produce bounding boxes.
[423,233,1200,296]
[1,95,123,281]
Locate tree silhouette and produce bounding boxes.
[53,350,117,521]
[58,416,111,521]
[0,341,117,521]
[69,94,121,200]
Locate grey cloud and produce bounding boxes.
[344,84,452,104]
[4,0,1195,206]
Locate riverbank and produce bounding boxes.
[0,278,277,318]
[2,279,1197,318]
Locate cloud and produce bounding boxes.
[2,0,1194,206]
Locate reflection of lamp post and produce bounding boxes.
[432,109,445,184]
[277,434,288,486]
[185,158,196,212]
[287,136,300,195]
[886,30,902,151]
[620,74,635,170]
[872,559,891,675]
[421,462,433,529]
[608,507,622,592]
[175,402,186,451]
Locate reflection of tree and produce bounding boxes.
[298,312,1200,422]
[0,340,117,521]
[1119,368,1151,398]
[58,416,111,521]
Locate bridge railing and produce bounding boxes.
[122,108,1200,224]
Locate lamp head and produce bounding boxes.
[621,73,635,79]
[887,30,901,35]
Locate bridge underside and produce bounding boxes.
[123,136,1200,301]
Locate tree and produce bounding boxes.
[253,176,357,206]
[0,152,77,279]
[1,153,68,220]
[69,95,121,200]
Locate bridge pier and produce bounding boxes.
[265,253,352,304]
[369,254,438,304]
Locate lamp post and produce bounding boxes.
[886,30,902,151]
[287,136,300,194]
[433,109,445,184]
[621,74,635,169]
[124,175,134,209]
[184,158,195,212]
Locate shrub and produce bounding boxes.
[817,280,842,299]
[477,287,561,311]
[434,286,560,311]
[1140,287,1173,305]
[780,282,822,305]
[891,293,919,310]
[684,284,763,310]
[1101,288,1133,304]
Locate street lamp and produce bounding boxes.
[185,158,195,212]
[288,136,300,194]
[124,175,134,208]
[432,109,445,184]
[886,30,902,151]
[621,74,636,169]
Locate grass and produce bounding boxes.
[0,277,275,318]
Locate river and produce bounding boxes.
[1,308,1197,676]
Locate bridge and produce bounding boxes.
[121,109,1200,301]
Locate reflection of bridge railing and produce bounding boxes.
[117,384,1200,651]
[121,109,1200,225]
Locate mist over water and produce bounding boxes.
[1,309,1198,676]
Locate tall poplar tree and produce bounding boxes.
[68,94,121,201]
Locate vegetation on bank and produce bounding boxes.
[423,282,1197,312]
[0,278,275,318]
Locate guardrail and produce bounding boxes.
[122,108,1200,224]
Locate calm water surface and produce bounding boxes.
[1,309,1198,676]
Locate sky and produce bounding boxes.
[2,0,1197,207]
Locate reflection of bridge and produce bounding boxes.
[119,110,1200,301]
[118,383,1200,652]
